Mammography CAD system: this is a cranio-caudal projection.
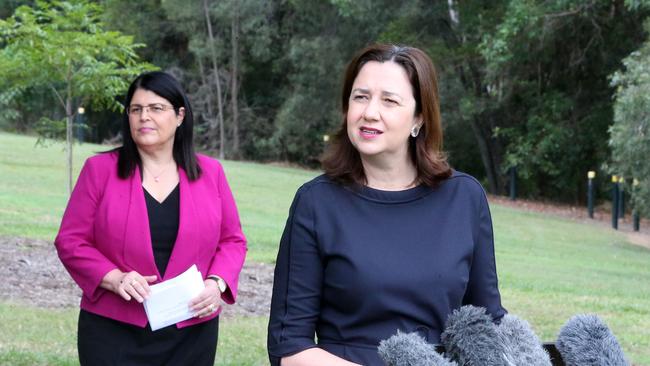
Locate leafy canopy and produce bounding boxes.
[610,20,650,216]
[0,0,156,114]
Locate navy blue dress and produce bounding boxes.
[267,171,506,365]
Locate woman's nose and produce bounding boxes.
[362,99,380,121]
[139,107,152,120]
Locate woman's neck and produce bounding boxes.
[137,147,176,172]
[361,154,418,191]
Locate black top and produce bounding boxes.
[267,171,506,366]
[144,184,180,277]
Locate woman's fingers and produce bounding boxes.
[118,271,157,303]
[190,282,222,318]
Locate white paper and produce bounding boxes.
[143,264,205,331]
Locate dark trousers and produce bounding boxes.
[78,310,219,366]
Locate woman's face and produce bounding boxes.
[128,88,184,152]
[346,61,421,163]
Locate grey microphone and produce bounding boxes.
[441,305,512,365]
[556,314,629,366]
[378,331,457,366]
[497,314,552,366]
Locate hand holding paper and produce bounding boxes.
[143,264,205,331]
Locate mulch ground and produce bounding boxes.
[0,235,273,318]
[1,196,648,314]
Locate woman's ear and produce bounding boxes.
[177,107,185,125]
[413,116,423,130]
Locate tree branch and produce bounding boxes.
[48,83,67,112]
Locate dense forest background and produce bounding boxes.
[2,0,650,208]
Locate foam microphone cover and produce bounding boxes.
[378,331,457,366]
[441,305,511,366]
[497,314,552,366]
[556,314,629,366]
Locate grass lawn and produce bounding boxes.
[1,132,649,365]
[0,132,316,263]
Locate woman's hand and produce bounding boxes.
[101,269,157,303]
[189,279,222,318]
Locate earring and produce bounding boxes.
[177,122,181,127]
[411,124,421,138]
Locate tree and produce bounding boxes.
[0,0,155,194]
[609,20,650,217]
[480,0,648,200]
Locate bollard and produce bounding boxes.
[611,175,619,230]
[587,171,595,219]
[618,177,625,219]
[76,106,86,143]
[509,166,517,201]
[632,178,640,232]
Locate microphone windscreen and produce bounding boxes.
[441,305,510,366]
[557,314,629,366]
[378,331,457,366]
[497,314,552,366]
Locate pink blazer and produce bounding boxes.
[55,152,247,328]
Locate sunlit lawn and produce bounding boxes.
[1,132,649,365]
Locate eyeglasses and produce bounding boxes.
[127,103,175,116]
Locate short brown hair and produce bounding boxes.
[321,44,452,187]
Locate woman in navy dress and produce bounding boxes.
[267,44,506,366]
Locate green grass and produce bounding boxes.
[0,131,316,262]
[1,131,650,365]
[0,303,267,366]
[493,205,650,364]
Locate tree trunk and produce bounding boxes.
[447,0,501,194]
[468,115,499,193]
[65,96,73,196]
[203,0,225,159]
[197,55,216,143]
[230,0,240,158]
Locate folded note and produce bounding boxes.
[143,264,205,331]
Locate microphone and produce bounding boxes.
[497,314,552,366]
[556,314,629,366]
[378,331,457,366]
[441,305,512,365]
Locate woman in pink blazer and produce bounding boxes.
[55,71,247,365]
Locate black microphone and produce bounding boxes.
[378,331,457,366]
[556,314,629,366]
[497,314,552,366]
[441,305,512,365]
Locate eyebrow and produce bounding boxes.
[351,88,404,101]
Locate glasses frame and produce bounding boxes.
[127,103,176,116]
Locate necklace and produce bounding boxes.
[144,163,173,183]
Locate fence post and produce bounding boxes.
[611,175,619,230]
[587,171,595,219]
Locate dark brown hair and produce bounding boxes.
[321,44,452,187]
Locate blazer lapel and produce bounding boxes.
[163,168,200,280]
[122,167,161,280]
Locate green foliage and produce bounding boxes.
[0,0,157,193]
[0,0,155,113]
[2,0,650,204]
[609,21,650,216]
[478,0,647,200]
